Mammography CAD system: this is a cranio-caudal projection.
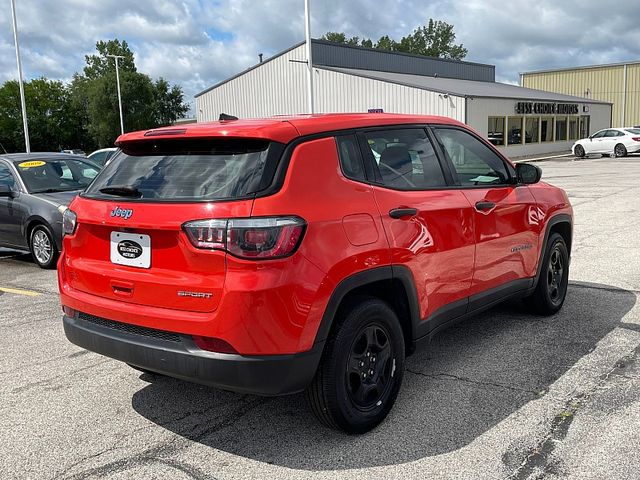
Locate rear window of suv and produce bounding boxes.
[84,138,283,202]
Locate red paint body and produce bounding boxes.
[58,114,572,357]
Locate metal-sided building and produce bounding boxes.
[196,40,612,157]
[522,61,640,128]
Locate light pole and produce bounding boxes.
[10,0,30,153]
[107,54,125,135]
[304,0,314,114]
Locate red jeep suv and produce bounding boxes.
[59,114,572,433]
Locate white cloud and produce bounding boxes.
[1,0,639,113]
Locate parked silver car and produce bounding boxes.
[0,153,100,268]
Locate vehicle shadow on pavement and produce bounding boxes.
[0,248,32,262]
[131,281,636,470]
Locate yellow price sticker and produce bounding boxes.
[17,160,46,168]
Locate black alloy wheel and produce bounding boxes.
[574,144,585,158]
[524,232,569,315]
[306,297,405,433]
[346,323,395,410]
[547,243,567,307]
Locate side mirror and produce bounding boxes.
[0,185,15,198]
[516,163,542,185]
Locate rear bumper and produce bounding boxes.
[63,313,324,396]
[626,143,640,154]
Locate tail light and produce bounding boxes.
[183,216,306,259]
[632,137,640,142]
[62,209,77,235]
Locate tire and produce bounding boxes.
[29,224,58,269]
[614,143,627,158]
[574,144,585,158]
[305,297,405,434]
[525,233,569,315]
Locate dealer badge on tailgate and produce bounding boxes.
[110,232,151,268]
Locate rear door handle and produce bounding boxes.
[389,207,418,219]
[475,201,495,211]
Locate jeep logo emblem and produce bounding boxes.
[110,206,133,219]
[117,240,143,259]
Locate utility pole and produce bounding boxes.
[10,0,30,153]
[304,0,314,114]
[107,54,125,135]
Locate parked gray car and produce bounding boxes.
[0,153,101,268]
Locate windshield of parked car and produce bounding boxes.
[14,158,100,193]
[625,129,640,135]
[84,138,281,201]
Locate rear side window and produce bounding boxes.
[0,163,17,190]
[336,135,366,182]
[432,128,510,186]
[85,139,282,202]
[362,128,447,190]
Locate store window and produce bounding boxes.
[525,117,539,144]
[568,117,579,140]
[541,117,554,142]
[579,116,590,139]
[487,117,505,146]
[555,117,568,141]
[507,117,524,145]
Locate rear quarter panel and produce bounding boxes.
[251,137,391,349]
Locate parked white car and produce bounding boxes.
[87,148,118,167]
[573,128,640,158]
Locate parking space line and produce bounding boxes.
[0,287,40,297]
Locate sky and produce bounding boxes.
[1,0,640,115]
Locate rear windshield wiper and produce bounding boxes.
[99,186,142,198]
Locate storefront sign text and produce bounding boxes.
[515,102,579,115]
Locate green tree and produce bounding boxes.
[0,78,82,153]
[84,39,136,80]
[0,39,189,153]
[0,81,22,152]
[152,78,189,126]
[71,39,189,148]
[374,35,399,52]
[321,32,362,46]
[321,19,468,60]
[397,19,467,60]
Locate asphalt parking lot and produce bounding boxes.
[1,154,639,480]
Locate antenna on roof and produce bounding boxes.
[219,113,239,121]
[0,142,7,154]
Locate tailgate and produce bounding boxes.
[63,197,254,313]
